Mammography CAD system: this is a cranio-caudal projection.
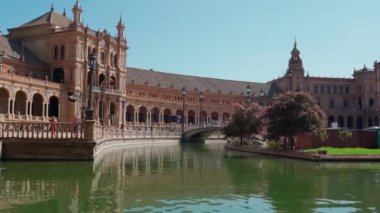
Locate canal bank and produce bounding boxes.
[225,144,380,162]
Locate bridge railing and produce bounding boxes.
[0,121,84,140]
[94,124,183,141]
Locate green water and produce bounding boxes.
[0,142,380,213]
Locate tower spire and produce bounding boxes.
[50,3,54,12]
[117,15,125,39]
[72,0,83,24]
[294,37,297,48]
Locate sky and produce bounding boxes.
[1,0,380,83]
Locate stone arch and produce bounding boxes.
[48,96,59,118]
[110,76,116,90]
[99,73,106,86]
[176,109,184,124]
[222,112,230,122]
[211,112,219,122]
[126,105,135,122]
[356,116,363,129]
[188,110,195,124]
[368,117,373,127]
[32,93,44,116]
[15,91,27,115]
[200,111,207,124]
[347,116,353,129]
[327,115,335,127]
[163,108,172,123]
[0,87,10,114]
[337,115,344,128]
[139,106,147,123]
[151,107,160,123]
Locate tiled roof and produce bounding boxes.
[18,11,70,28]
[126,67,270,96]
[0,35,46,66]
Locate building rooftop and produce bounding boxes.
[17,10,71,29]
[126,67,270,96]
[0,35,46,66]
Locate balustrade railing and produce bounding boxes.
[0,120,225,141]
[0,121,84,140]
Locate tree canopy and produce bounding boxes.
[223,103,265,145]
[265,92,326,149]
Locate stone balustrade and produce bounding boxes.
[0,121,84,139]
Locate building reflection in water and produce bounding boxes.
[1,142,380,212]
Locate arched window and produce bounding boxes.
[60,45,65,60]
[114,55,118,68]
[369,98,374,109]
[54,46,58,60]
[358,98,362,110]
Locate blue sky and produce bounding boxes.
[1,0,380,82]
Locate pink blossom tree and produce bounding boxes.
[265,92,326,149]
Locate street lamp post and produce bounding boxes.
[246,85,251,106]
[99,84,105,125]
[259,89,265,105]
[85,53,96,120]
[199,91,204,127]
[182,87,186,133]
[288,71,293,91]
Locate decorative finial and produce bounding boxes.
[63,8,66,16]
[294,37,297,48]
[50,3,54,12]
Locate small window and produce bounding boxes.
[60,45,65,60]
[54,46,58,60]
[327,86,331,94]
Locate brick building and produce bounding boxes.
[0,1,378,129]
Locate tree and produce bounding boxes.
[338,129,352,147]
[265,92,326,149]
[223,103,264,145]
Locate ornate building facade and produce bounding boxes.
[0,1,378,129]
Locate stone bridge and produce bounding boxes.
[181,125,224,143]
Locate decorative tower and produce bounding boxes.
[117,17,125,40]
[72,0,83,24]
[285,40,305,92]
[287,40,305,75]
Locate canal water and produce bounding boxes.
[0,141,380,212]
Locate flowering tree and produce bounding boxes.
[223,103,265,145]
[265,92,326,149]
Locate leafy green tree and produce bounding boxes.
[265,92,326,149]
[338,129,352,147]
[223,103,264,145]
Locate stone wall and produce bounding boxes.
[296,129,377,149]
